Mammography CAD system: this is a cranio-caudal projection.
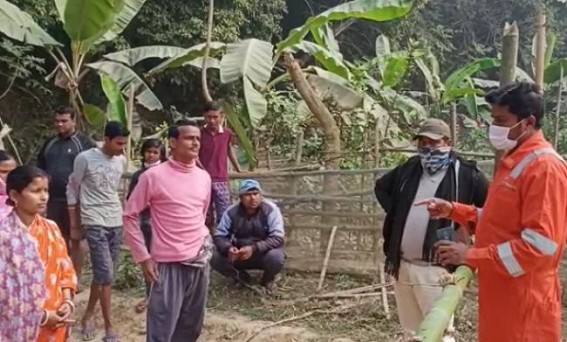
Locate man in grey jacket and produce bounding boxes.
[211,179,285,293]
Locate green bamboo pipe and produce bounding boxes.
[411,266,475,342]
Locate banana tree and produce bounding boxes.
[133,0,416,167]
[0,0,167,127]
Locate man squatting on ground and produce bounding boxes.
[124,120,213,342]
[37,106,95,284]
[374,118,489,341]
[199,101,242,227]
[211,179,286,293]
[67,121,128,342]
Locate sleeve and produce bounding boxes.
[66,154,87,206]
[80,134,97,150]
[213,210,234,254]
[255,204,285,253]
[55,227,77,291]
[449,202,481,227]
[203,175,211,217]
[472,168,490,207]
[127,170,141,200]
[36,139,49,170]
[374,167,398,215]
[465,161,567,277]
[123,173,153,263]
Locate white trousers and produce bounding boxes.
[394,261,456,342]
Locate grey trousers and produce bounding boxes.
[210,248,285,284]
[146,263,210,342]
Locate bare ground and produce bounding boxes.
[69,253,567,342]
[69,256,480,342]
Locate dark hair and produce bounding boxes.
[485,82,544,128]
[0,150,14,163]
[168,119,194,139]
[203,101,222,113]
[6,166,48,206]
[104,121,130,139]
[140,138,166,162]
[55,106,76,120]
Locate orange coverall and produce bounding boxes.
[450,131,567,342]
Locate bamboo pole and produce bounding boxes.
[494,22,519,172]
[410,266,475,342]
[317,226,338,291]
[553,67,563,149]
[534,10,546,88]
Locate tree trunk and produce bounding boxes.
[201,0,214,103]
[494,22,519,173]
[284,52,341,253]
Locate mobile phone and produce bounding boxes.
[436,227,456,242]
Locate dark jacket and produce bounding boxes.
[127,166,151,231]
[213,200,285,254]
[374,152,489,278]
[37,132,95,200]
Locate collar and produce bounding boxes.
[204,124,224,134]
[168,158,196,173]
[58,131,78,140]
[238,201,261,217]
[11,211,39,230]
[499,130,550,171]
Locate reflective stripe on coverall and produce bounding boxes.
[450,131,567,342]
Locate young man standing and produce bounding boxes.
[199,101,242,227]
[374,118,489,341]
[124,120,212,342]
[37,106,95,282]
[67,121,128,342]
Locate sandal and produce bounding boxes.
[80,326,96,341]
[134,299,148,314]
[102,334,120,342]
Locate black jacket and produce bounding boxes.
[127,166,151,231]
[37,132,95,200]
[374,152,489,278]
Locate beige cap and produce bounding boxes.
[414,118,451,140]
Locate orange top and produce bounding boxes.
[28,215,77,342]
[450,131,567,341]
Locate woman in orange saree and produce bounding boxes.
[6,165,78,342]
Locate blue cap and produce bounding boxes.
[239,179,262,195]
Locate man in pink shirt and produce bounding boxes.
[124,120,212,342]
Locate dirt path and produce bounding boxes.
[69,290,352,342]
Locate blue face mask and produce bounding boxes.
[418,147,452,174]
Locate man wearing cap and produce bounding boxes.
[211,179,285,293]
[374,118,489,341]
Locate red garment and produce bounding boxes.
[198,126,233,181]
[451,131,567,342]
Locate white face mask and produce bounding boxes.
[488,121,525,151]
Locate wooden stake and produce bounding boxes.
[317,226,338,291]
[379,262,391,319]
